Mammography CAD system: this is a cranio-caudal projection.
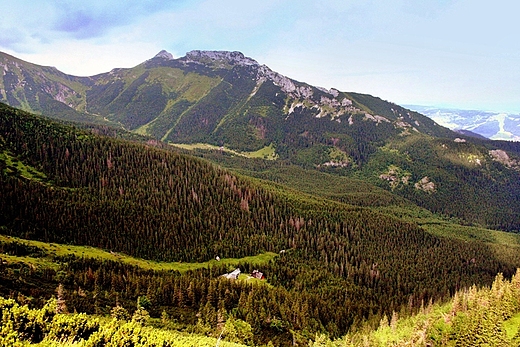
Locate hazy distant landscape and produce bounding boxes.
[406,105,520,141]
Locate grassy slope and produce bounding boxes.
[170,142,278,160]
[0,148,49,183]
[107,65,223,137]
[0,234,277,273]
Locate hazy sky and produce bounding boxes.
[1,0,519,113]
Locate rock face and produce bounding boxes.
[414,177,436,193]
[490,149,520,170]
[180,50,373,122]
[185,50,259,67]
[254,61,373,122]
[153,50,174,60]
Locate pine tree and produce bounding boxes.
[390,311,398,331]
[111,305,129,321]
[55,284,67,314]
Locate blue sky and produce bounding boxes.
[1,0,519,113]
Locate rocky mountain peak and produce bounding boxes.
[185,50,259,67]
[153,50,174,60]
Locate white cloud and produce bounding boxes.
[10,39,161,76]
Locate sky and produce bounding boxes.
[1,0,519,113]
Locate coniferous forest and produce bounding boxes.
[2,102,520,346]
[3,270,520,346]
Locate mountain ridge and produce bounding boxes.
[0,49,455,140]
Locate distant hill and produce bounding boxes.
[405,105,520,141]
[454,129,488,140]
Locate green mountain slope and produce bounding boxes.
[1,49,520,231]
[357,133,520,231]
[0,49,455,152]
[2,103,520,345]
[0,51,116,126]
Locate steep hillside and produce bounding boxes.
[85,50,456,156]
[358,134,520,231]
[2,103,520,345]
[315,270,520,346]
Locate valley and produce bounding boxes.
[1,49,520,346]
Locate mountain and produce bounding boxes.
[1,49,455,151]
[405,105,520,141]
[2,50,520,231]
[2,49,520,345]
[0,51,120,126]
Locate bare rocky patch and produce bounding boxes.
[414,176,436,193]
[489,149,520,171]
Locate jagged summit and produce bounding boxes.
[185,50,259,67]
[153,50,174,60]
